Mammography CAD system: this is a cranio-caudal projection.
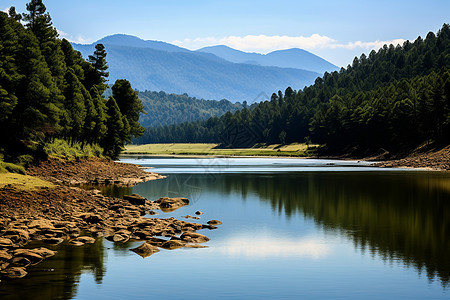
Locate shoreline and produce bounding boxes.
[0,157,218,280]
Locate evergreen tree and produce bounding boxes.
[111,79,144,140]
[88,44,109,94]
[102,96,125,159]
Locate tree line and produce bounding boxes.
[138,90,243,128]
[136,24,450,155]
[0,0,144,161]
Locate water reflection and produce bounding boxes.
[219,235,330,259]
[130,171,450,286]
[0,240,106,300]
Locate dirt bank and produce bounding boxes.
[375,145,450,171]
[27,157,165,186]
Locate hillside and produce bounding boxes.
[136,24,450,157]
[197,45,339,74]
[138,91,243,127]
[72,35,322,103]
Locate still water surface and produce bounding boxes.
[1,157,450,299]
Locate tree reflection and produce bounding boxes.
[138,171,450,287]
[0,240,106,300]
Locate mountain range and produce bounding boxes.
[72,34,338,103]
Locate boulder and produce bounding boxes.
[32,247,56,259]
[43,237,64,245]
[160,240,185,250]
[130,242,160,258]
[207,220,222,226]
[123,194,147,206]
[11,256,31,268]
[155,197,189,212]
[0,238,14,248]
[13,250,43,265]
[1,267,27,279]
[180,232,210,243]
[72,236,95,244]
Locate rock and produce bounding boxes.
[111,234,129,243]
[2,229,29,244]
[28,219,54,230]
[85,214,103,224]
[72,236,95,244]
[207,220,222,225]
[0,250,12,262]
[0,238,14,248]
[11,256,31,268]
[32,247,56,259]
[148,211,158,215]
[43,237,64,245]
[69,240,85,246]
[195,211,203,215]
[155,197,189,212]
[123,194,147,206]
[160,240,185,250]
[130,242,160,258]
[1,267,27,279]
[182,215,200,220]
[180,232,210,243]
[13,250,43,265]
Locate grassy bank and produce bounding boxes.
[0,173,55,191]
[123,143,318,157]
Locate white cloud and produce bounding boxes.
[172,34,406,54]
[217,235,331,259]
[56,28,90,44]
[2,7,10,13]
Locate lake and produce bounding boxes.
[1,157,450,299]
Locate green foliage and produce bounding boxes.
[0,160,26,174]
[43,138,104,159]
[102,97,126,159]
[0,2,142,161]
[112,79,144,139]
[138,90,243,127]
[137,24,450,154]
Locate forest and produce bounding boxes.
[136,24,450,156]
[138,90,243,128]
[0,0,144,162]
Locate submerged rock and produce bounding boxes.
[195,211,203,215]
[130,242,160,258]
[1,266,27,279]
[160,240,185,250]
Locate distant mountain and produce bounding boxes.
[94,34,190,53]
[197,45,339,74]
[72,34,322,103]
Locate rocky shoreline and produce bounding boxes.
[0,158,220,280]
[374,145,450,171]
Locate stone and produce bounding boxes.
[0,238,13,248]
[155,197,189,212]
[123,194,147,206]
[195,211,203,215]
[180,232,210,243]
[11,256,31,267]
[1,267,27,279]
[32,247,56,259]
[160,240,185,250]
[0,250,12,262]
[13,250,43,265]
[43,237,64,245]
[72,236,96,244]
[130,242,160,258]
[207,220,222,225]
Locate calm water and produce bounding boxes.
[1,157,450,299]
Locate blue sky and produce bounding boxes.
[2,0,449,66]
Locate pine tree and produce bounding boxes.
[102,96,125,159]
[111,79,144,140]
[88,44,109,94]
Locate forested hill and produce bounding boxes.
[135,24,450,156]
[138,91,243,127]
[0,2,144,161]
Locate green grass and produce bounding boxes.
[0,173,55,191]
[44,139,104,159]
[123,143,318,157]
